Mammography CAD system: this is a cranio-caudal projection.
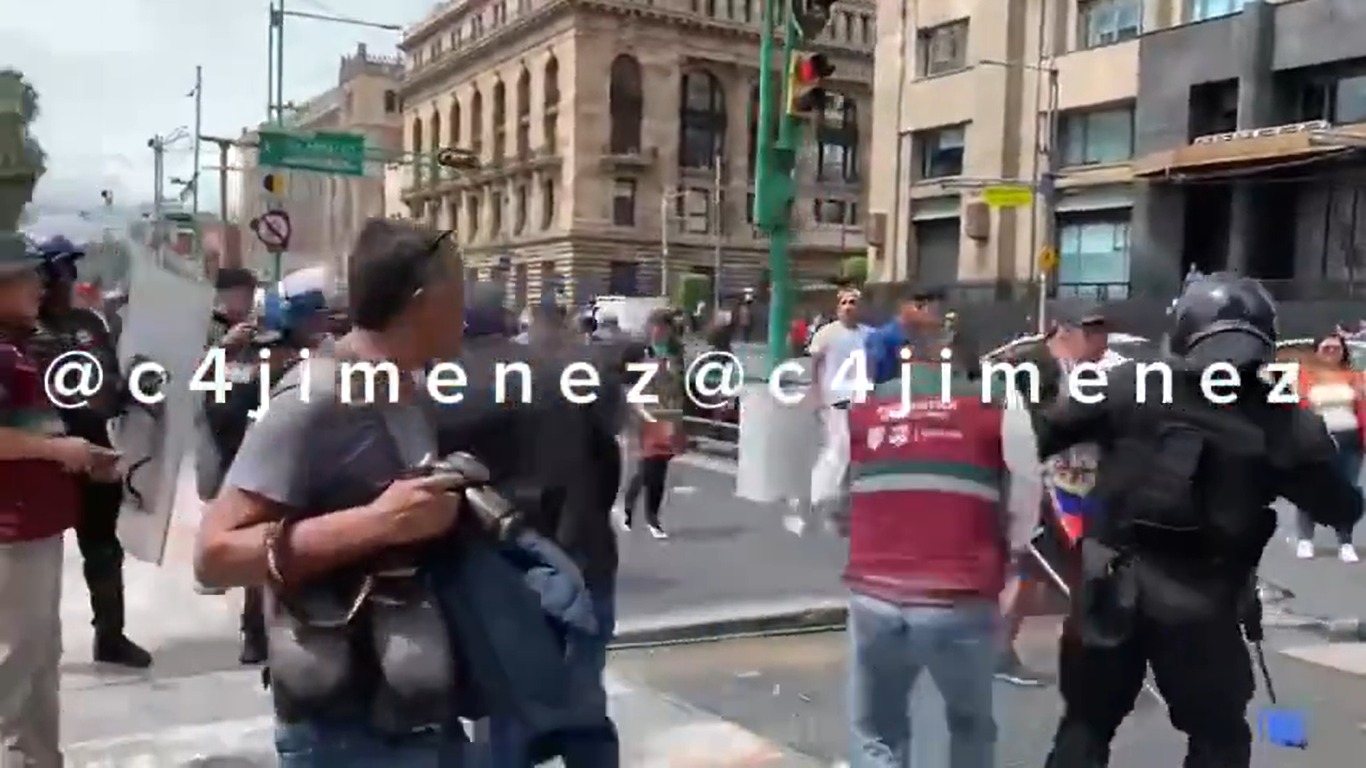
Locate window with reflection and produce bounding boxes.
[1078,0,1141,49]
[410,117,425,184]
[449,97,462,150]
[492,79,507,160]
[609,55,644,154]
[470,88,484,156]
[679,71,726,169]
[1057,213,1131,298]
[915,125,965,179]
[1335,75,1366,124]
[516,68,531,157]
[816,95,859,182]
[1060,104,1134,166]
[430,110,443,179]
[1188,0,1249,23]
[544,56,561,154]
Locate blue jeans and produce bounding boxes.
[275,719,470,767]
[1295,443,1361,544]
[485,585,619,767]
[847,593,998,768]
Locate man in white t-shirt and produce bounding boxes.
[806,289,874,520]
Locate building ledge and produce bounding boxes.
[1132,121,1366,178]
[1056,162,1133,188]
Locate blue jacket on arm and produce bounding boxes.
[864,321,907,385]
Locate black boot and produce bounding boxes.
[89,573,153,669]
[240,587,269,665]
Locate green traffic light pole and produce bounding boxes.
[753,1,806,372]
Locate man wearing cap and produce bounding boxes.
[3,239,122,765]
[997,304,1130,686]
[28,236,154,668]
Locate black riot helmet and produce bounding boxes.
[1167,272,1278,367]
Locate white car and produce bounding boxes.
[983,332,1159,363]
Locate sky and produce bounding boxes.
[3,0,434,225]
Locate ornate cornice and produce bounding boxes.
[399,0,873,101]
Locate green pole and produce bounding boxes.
[753,0,799,373]
[274,1,286,126]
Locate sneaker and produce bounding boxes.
[1340,543,1360,564]
[648,524,669,540]
[1296,539,1316,560]
[995,653,1046,687]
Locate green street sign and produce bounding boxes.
[258,130,366,176]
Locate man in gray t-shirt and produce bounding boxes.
[224,361,437,520]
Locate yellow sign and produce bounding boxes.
[982,185,1033,208]
[1039,246,1059,272]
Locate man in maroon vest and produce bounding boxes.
[1,245,120,766]
[843,346,1042,768]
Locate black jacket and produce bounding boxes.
[1032,361,1363,569]
[431,338,626,588]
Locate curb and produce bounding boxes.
[611,599,847,648]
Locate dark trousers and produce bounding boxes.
[622,456,671,527]
[1045,603,1253,767]
[76,479,126,636]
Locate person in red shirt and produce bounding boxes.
[790,315,810,354]
[1,245,119,766]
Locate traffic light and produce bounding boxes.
[262,173,284,195]
[787,53,834,117]
[790,0,836,39]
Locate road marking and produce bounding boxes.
[1280,642,1366,675]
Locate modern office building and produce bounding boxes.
[395,0,875,305]
[866,0,1360,300]
[237,43,404,279]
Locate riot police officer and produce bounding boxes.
[1035,273,1362,768]
[30,236,153,668]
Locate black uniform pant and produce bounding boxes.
[77,479,127,635]
[1045,599,1254,767]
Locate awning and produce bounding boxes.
[1132,131,1346,178]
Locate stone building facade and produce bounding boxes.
[396,0,875,305]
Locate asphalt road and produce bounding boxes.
[610,624,1366,767]
[615,460,846,624]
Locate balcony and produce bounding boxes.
[599,144,656,171]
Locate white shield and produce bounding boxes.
[110,247,214,565]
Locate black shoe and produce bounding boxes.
[239,631,268,665]
[995,651,1046,687]
[94,633,153,669]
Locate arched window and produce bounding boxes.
[492,79,507,160]
[679,71,725,169]
[516,67,531,157]
[430,109,443,178]
[816,96,859,183]
[608,55,643,154]
[449,97,462,148]
[544,55,560,154]
[410,117,425,184]
[470,87,484,155]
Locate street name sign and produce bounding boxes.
[982,184,1033,208]
[258,130,367,176]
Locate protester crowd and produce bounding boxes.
[2,221,1364,768]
